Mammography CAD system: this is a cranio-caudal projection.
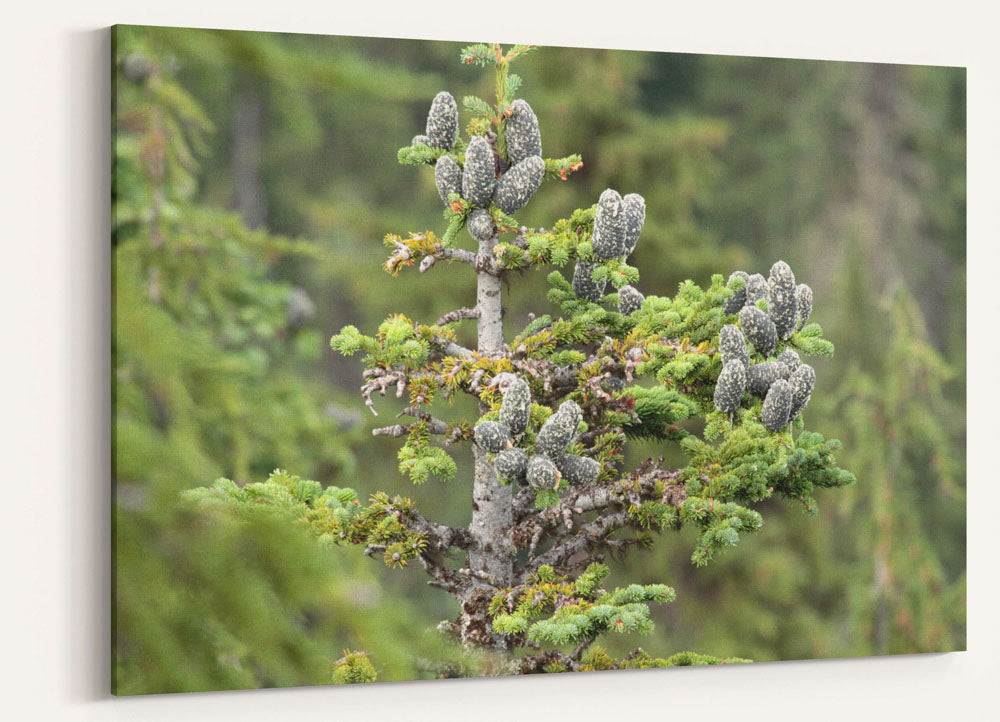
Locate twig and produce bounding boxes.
[457,567,498,586]
[418,246,478,273]
[436,306,480,326]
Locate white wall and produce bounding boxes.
[1,1,995,719]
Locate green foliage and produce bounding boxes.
[578,646,749,671]
[112,27,460,693]
[332,651,378,684]
[398,442,458,484]
[490,564,675,645]
[186,470,435,569]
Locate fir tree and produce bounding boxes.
[188,43,854,677]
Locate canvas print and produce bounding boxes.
[111,25,966,694]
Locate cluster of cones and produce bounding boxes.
[570,188,646,316]
[414,92,546,243]
[473,378,600,489]
[714,261,816,431]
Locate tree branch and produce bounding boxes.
[428,334,474,360]
[513,462,687,574]
[372,407,452,438]
[409,507,475,553]
[436,306,480,326]
[528,509,632,573]
[432,247,477,268]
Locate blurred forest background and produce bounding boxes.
[111,25,966,694]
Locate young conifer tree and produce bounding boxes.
[189,43,855,679]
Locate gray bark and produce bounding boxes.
[460,232,516,651]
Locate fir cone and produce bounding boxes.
[760,378,793,431]
[572,260,606,302]
[411,134,431,146]
[747,360,791,397]
[425,91,458,150]
[557,454,600,486]
[745,273,768,308]
[499,378,532,436]
[714,359,748,414]
[719,324,750,369]
[777,349,801,372]
[557,399,583,431]
[474,420,511,453]
[768,260,798,340]
[467,209,495,242]
[622,193,646,256]
[796,283,813,330]
[505,99,542,165]
[602,374,626,393]
[462,135,496,208]
[618,285,645,316]
[536,401,580,459]
[739,305,778,357]
[723,271,750,315]
[434,155,462,206]
[592,189,626,259]
[495,448,528,484]
[526,455,560,490]
[493,155,544,214]
[788,363,815,421]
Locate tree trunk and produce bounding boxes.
[232,89,267,229]
[460,232,515,652]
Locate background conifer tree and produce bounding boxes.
[112,28,460,693]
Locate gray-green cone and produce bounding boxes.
[788,363,815,420]
[473,420,511,453]
[592,189,626,259]
[723,271,750,315]
[602,374,625,393]
[747,360,791,397]
[499,378,532,437]
[467,209,495,242]
[739,305,778,357]
[745,273,768,308]
[557,399,583,431]
[618,285,644,316]
[462,136,495,208]
[768,260,798,340]
[622,193,646,256]
[796,283,813,331]
[434,155,462,206]
[495,448,528,484]
[425,91,458,150]
[761,378,793,431]
[557,454,600,486]
[572,260,606,302]
[714,359,747,414]
[411,134,431,146]
[493,156,544,214]
[505,99,542,165]
[536,401,580,458]
[719,324,750,369]
[777,349,801,372]
[526,455,560,490]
